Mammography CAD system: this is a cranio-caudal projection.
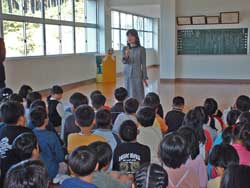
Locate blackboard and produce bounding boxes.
[177,28,248,55]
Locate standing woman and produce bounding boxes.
[0,38,6,89]
[122,29,148,103]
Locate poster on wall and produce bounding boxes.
[192,16,206,25]
[220,11,240,24]
[206,16,220,24]
[177,17,192,25]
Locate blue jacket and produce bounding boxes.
[33,129,65,179]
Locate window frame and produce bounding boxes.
[0,0,98,58]
[111,9,154,51]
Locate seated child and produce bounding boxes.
[18,84,33,103]
[89,141,131,188]
[113,120,150,174]
[165,96,185,132]
[47,85,64,127]
[63,92,89,143]
[0,101,31,184]
[143,92,168,133]
[110,87,128,124]
[159,132,199,188]
[0,87,13,102]
[67,105,106,153]
[208,144,239,188]
[204,98,224,139]
[4,160,49,188]
[25,91,42,123]
[12,132,40,161]
[60,146,98,188]
[221,164,250,188]
[31,106,65,180]
[93,109,120,152]
[178,127,208,188]
[232,122,250,165]
[8,93,23,104]
[91,94,108,112]
[135,163,168,188]
[90,90,110,110]
[136,107,162,164]
[113,98,139,135]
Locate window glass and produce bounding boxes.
[24,0,42,17]
[86,28,96,52]
[46,24,60,55]
[144,32,152,48]
[61,26,74,54]
[133,16,144,31]
[144,18,153,31]
[111,11,120,28]
[120,13,132,29]
[26,23,44,56]
[121,30,127,49]
[86,0,96,24]
[75,27,86,53]
[3,21,25,57]
[112,29,120,50]
[45,0,60,20]
[138,32,144,46]
[75,0,85,22]
[60,0,73,21]
[2,0,23,15]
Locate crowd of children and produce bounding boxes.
[1,84,250,188]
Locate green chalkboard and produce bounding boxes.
[177,28,248,55]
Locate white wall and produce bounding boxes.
[175,0,250,79]
[5,49,157,91]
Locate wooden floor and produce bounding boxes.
[58,66,250,113]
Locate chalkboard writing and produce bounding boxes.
[177,28,248,55]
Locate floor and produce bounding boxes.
[57,66,250,113]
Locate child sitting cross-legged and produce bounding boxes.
[60,146,98,188]
[67,105,106,154]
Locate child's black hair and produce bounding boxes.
[69,92,89,109]
[136,107,155,127]
[143,92,160,111]
[4,160,49,188]
[173,96,185,107]
[88,141,112,170]
[30,106,47,128]
[18,85,33,99]
[222,127,235,144]
[119,120,137,142]
[178,127,199,160]
[159,132,188,169]
[9,94,23,103]
[50,85,63,95]
[12,132,38,161]
[95,109,112,129]
[209,144,239,169]
[236,95,250,112]
[91,94,106,110]
[182,106,207,144]
[68,146,97,177]
[26,92,42,108]
[0,88,13,102]
[30,100,46,110]
[135,163,168,188]
[90,90,102,101]
[0,101,25,124]
[227,110,241,127]
[204,98,219,131]
[74,105,95,127]
[233,122,250,151]
[124,98,139,114]
[114,87,128,102]
[221,165,250,188]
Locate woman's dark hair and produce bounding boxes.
[12,133,38,161]
[204,98,218,130]
[135,163,168,188]
[26,92,42,108]
[69,146,97,177]
[88,142,112,171]
[127,29,141,48]
[238,112,250,124]
[209,144,239,169]
[178,127,199,160]
[233,122,250,151]
[159,133,188,169]
[18,85,33,99]
[222,127,235,144]
[227,110,241,127]
[182,106,207,144]
[221,165,250,188]
[4,160,49,188]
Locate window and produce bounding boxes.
[111,10,153,50]
[1,0,97,57]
